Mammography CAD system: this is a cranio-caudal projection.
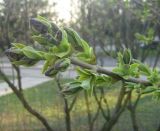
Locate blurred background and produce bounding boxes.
[0,0,160,131]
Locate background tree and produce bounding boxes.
[72,0,160,65]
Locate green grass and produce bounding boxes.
[0,80,159,131]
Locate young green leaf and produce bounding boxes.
[62,81,82,95]
[141,86,156,94]
[22,46,43,59]
[64,27,83,51]
[139,63,151,76]
[12,43,26,49]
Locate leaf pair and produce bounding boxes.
[113,49,137,78]
[64,27,96,64]
[62,78,94,96]
[5,44,41,67]
[62,81,82,95]
[76,68,98,95]
[147,69,160,84]
[76,40,96,64]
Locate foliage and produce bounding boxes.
[6,16,160,100]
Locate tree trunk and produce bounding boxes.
[55,77,72,131]
[13,65,22,91]
[157,124,160,131]
[100,86,129,131]
[128,93,140,131]
[100,110,124,131]
[64,99,72,131]
[153,50,160,68]
[84,91,93,131]
[130,109,139,131]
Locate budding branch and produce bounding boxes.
[70,57,152,86]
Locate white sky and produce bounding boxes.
[49,0,71,22]
[0,0,72,22]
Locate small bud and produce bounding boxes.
[64,27,83,51]
[45,66,58,77]
[44,58,70,77]
[14,57,39,66]
[54,58,70,72]
[5,48,24,61]
[5,48,38,66]
[30,18,49,34]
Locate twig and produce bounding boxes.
[100,88,110,119]
[93,89,109,121]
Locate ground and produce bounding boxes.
[0,80,159,131]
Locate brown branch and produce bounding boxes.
[91,107,100,124]
[157,123,160,131]
[114,84,126,114]
[93,89,109,121]
[133,93,141,109]
[100,88,111,119]
[127,91,140,131]
[84,91,93,131]
[12,64,22,91]
[55,76,72,131]
[100,88,130,131]
[69,96,77,112]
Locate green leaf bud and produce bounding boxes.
[5,48,24,61]
[64,27,83,51]
[45,66,58,77]
[30,18,50,34]
[61,82,82,95]
[122,49,132,64]
[54,58,70,71]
